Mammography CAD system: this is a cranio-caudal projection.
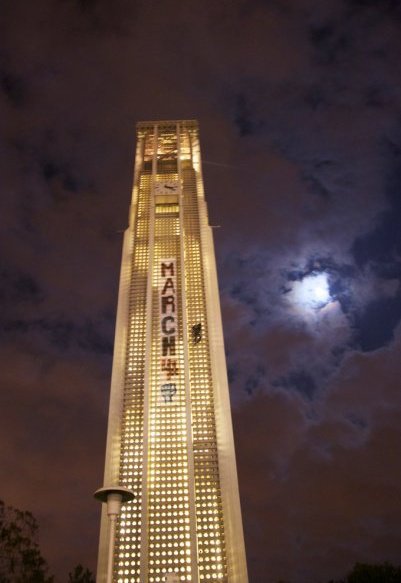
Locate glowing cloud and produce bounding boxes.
[290,272,332,311]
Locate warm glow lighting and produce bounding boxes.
[97,121,247,583]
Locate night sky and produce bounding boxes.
[1,1,401,582]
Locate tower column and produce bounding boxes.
[96,120,248,583]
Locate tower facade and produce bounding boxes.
[97,120,248,583]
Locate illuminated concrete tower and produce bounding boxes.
[97,120,248,583]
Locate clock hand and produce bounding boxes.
[164,185,175,190]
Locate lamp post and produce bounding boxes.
[94,486,135,583]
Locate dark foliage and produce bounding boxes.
[68,564,95,583]
[0,499,53,583]
[346,562,401,583]
[276,562,401,583]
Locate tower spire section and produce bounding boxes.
[96,121,248,583]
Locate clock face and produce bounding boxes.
[154,180,180,195]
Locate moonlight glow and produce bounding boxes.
[291,272,332,311]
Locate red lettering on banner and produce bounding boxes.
[160,259,178,401]
[161,359,179,379]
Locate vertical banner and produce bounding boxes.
[159,258,178,403]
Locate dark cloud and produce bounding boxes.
[1,315,113,355]
[275,369,318,400]
[303,83,328,110]
[352,293,401,351]
[309,23,351,65]
[346,0,401,15]
[53,0,137,35]
[352,200,401,270]
[75,0,98,11]
[40,158,89,197]
[234,339,401,581]
[351,136,401,326]
[233,92,263,137]
[0,268,44,304]
[302,171,332,198]
[0,69,27,107]
[244,365,266,396]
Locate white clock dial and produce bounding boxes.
[155,180,179,195]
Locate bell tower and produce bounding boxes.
[96,121,248,583]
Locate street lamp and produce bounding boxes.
[94,486,135,583]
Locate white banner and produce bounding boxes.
[159,258,178,403]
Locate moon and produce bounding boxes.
[290,272,332,311]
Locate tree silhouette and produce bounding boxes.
[68,564,95,583]
[277,561,401,583]
[346,562,401,583]
[0,499,53,582]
